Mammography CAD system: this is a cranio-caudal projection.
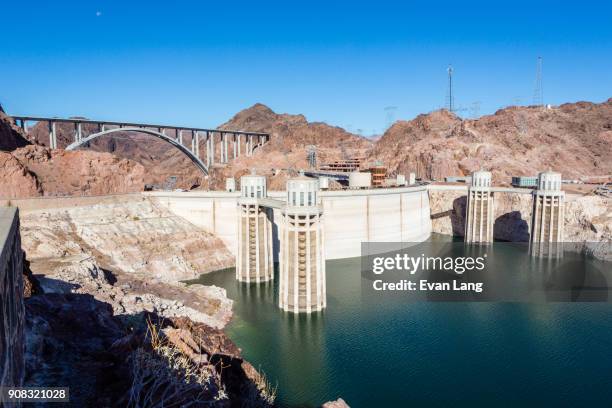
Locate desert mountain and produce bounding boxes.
[211,103,373,189]
[3,98,611,198]
[369,99,612,183]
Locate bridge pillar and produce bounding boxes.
[76,122,82,142]
[48,121,57,149]
[177,129,183,145]
[20,119,26,133]
[237,134,241,156]
[279,174,326,313]
[222,133,227,163]
[192,130,199,158]
[233,134,237,159]
[237,172,274,283]
[209,132,214,166]
[465,170,494,243]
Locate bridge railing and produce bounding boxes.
[10,115,270,169]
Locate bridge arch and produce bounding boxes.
[65,127,209,175]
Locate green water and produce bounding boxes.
[193,240,612,407]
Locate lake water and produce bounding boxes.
[193,236,612,407]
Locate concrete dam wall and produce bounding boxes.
[0,207,25,396]
[148,185,432,260]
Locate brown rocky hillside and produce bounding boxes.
[211,103,373,189]
[369,99,612,183]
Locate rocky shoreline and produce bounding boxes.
[16,195,279,406]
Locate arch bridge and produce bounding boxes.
[11,116,271,175]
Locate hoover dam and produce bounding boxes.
[148,184,432,261]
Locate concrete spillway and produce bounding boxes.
[147,185,432,261]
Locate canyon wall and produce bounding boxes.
[0,207,25,397]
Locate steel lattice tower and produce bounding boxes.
[533,56,543,107]
[446,65,455,112]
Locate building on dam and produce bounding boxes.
[279,174,326,313]
[236,172,274,283]
[465,170,494,243]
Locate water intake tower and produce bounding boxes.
[279,174,326,313]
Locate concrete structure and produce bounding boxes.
[279,176,326,313]
[409,172,416,185]
[147,184,431,261]
[0,207,25,398]
[303,170,350,185]
[465,170,494,243]
[369,166,387,187]
[511,176,538,188]
[225,178,236,192]
[445,176,472,184]
[397,174,406,186]
[10,115,270,175]
[319,176,330,190]
[531,171,565,256]
[236,173,274,283]
[349,171,372,189]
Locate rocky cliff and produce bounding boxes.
[18,195,235,327]
[370,99,612,183]
[0,145,145,198]
[0,108,30,151]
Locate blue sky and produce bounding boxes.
[1,1,611,135]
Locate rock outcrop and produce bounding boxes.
[19,195,235,326]
[0,108,30,151]
[0,145,145,198]
[322,398,351,408]
[371,99,612,183]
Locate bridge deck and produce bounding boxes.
[11,115,269,136]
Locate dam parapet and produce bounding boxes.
[0,207,25,399]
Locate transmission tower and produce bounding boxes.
[445,65,455,112]
[533,56,543,107]
[384,106,397,129]
[307,145,317,169]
